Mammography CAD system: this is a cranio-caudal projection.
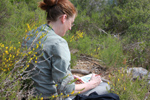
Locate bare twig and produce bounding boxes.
[80,55,104,63]
[71,69,91,75]
[92,23,108,35]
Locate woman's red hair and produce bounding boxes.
[38,0,77,22]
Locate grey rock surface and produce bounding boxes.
[127,67,150,84]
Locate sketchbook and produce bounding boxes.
[74,74,103,84]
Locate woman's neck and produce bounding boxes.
[48,21,63,36]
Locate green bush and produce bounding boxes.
[0,0,150,99]
[109,68,150,100]
[65,31,125,68]
[0,0,45,45]
[70,0,150,68]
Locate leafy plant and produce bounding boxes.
[109,67,150,100]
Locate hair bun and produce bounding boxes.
[44,0,56,6]
[39,0,57,10]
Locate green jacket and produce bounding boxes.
[22,24,75,97]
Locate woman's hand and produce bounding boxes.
[88,73,102,88]
[74,73,102,94]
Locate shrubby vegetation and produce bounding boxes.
[70,0,150,68]
[0,0,150,99]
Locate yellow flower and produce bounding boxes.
[40,97,43,100]
[39,41,41,44]
[27,23,31,30]
[28,51,32,54]
[60,93,63,95]
[40,36,42,39]
[55,84,58,87]
[52,95,55,98]
[27,65,29,67]
[36,44,39,48]
[5,50,8,54]
[9,47,12,51]
[25,35,27,39]
[71,91,74,94]
[6,47,8,49]
[67,94,69,97]
[35,61,37,63]
[108,74,111,78]
[107,82,109,85]
[124,87,126,90]
[78,92,80,94]
[118,79,119,81]
[1,44,4,47]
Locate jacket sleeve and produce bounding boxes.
[51,40,75,95]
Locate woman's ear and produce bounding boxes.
[60,14,67,24]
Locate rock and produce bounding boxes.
[70,49,79,54]
[148,72,150,85]
[127,67,148,80]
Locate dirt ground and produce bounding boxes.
[72,54,113,81]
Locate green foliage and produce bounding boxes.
[0,0,45,45]
[0,0,13,31]
[0,72,21,99]
[109,68,150,100]
[71,0,150,68]
[65,31,125,68]
[0,0,150,99]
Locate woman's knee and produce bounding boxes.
[99,82,110,91]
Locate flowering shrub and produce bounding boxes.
[109,67,150,99]
[70,30,84,42]
[0,42,22,72]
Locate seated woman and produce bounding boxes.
[22,0,110,99]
